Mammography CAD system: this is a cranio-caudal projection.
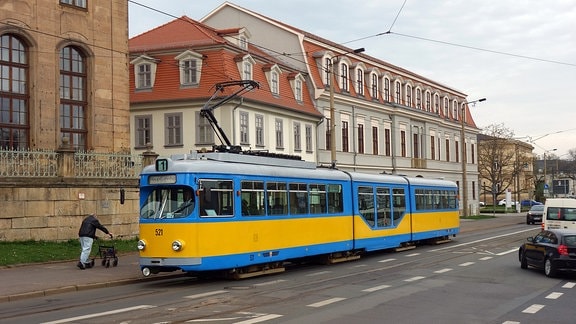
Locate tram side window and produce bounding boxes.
[358,186,375,227]
[309,184,327,214]
[289,183,308,215]
[328,184,343,213]
[267,181,287,215]
[376,187,391,227]
[241,180,265,216]
[392,188,406,220]
[199,179,234,217]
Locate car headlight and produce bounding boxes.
[137,239,146,250]
[172,240,184,251]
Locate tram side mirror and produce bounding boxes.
[120,188,125,205]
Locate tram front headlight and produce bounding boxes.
[172,240,184,251]
[137,239,146,251]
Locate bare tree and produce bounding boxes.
[478,123,531,203]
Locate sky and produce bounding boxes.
[128,0,576,159]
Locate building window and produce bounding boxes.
[400,130,406,157]
[395,81,401,104]
[406,85,412,107]
[275,118,283,148]
[452,100,458,120]
[426,92,431,112]
[135,115,152,148]
[372,126,378,155]
[357,123,364,154]
[293,122,301,151]
[356,69,364,95]
[181,59,197,85]
[239,36,248,50]
[444,97,449,117]
[295,79,302,102]
[240,112,249,144]
[413,133,419,158]
[325,118,331,150]
[385,128,391,156]
[342,121,349,152]
[455,140,460,163]
[0,34,29,150]
[371,74,378,99]
[243,61,252,80]
[138,63,152,89]
[340,63,349,92]
[196,111,214,145]
[271,71,279,95]
[416,88,421,109]
[325,58,332,86]
[445,139,450,161]
[384,78,390,101]
[59,46,87,150]
[431,135,435,160]
[305,124,312,152]
[255,114,264,146]
[471,143,475,164]
[165,113,182,147]
[472,181,476,199]
[60,0,86,8]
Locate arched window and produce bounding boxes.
[0,34,29,149]
[59,46,87,150]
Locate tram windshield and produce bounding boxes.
[140,187,195,219]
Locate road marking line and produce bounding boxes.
[378,258,396,263]
[362,284,391,292]
[432,228,536,251]
[404,276,426,282]
[546,292,563,299]
[522,304,545,314]
[479,256,493,261]
[233,314,284,324]
[459,262,475,267]
[253,280,286,287]
[434,268,453,273]
[306,271,331,276]
[562,282,576,288]
[405,253,420,257]
[502,321,520,324]
[184,290,229,299]
[496,248,517,256]
[307,297,346,307]
[41,305,156,324]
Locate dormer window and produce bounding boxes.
[356,69,364,95]
[289,73,305,102]
[239,36,248,50]
[236,54,256,81]
[383,77,390,101]
[175,50,203,87]
[416,88,421,109]
[434,93,440,114]
[130,55,157,90]
[340,62,349,91]
[264,64,282,96]
[444,97,449,117]
[370,73,379,99]
[425,91,431,112]
[394,80,401,104]
[452,99,459,120]
[406,85,412,107]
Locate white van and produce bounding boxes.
[542,198,576,230]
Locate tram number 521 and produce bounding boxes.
[155,228,164,236]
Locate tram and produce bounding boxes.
[138,151,459,278]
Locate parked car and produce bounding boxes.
[526,205,544,224]
[518,229,576,277]
[521,199,543,207]
[498,199,519,206]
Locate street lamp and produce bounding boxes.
[329,47,365,166]
[543,148,557,197]
[461,97,486,217]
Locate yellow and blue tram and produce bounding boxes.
[138,152,459,278]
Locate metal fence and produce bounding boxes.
[0,148,142,178]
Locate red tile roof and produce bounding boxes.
[129,16,321,118]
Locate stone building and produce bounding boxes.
[0,0,137,241]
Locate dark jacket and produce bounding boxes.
[78,215,110,239]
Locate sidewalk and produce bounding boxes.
[0,213,527,303]
[0,252,181,303]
